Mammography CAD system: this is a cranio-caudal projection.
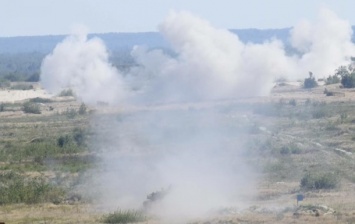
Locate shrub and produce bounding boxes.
[312,108,327,119]
[59,89,75,97]
[57,135,71,148]
[304,72,317,89]
[11,83,33,90]
[58,129,87,148]
[0,172,65,204]
[280,145,302,155]
[341,73,355,88]
[300,172,338,190]
[23,102,41,114]
[340,113,348,123]
[29,97,52,103]
[101,210,146,224]
[73,128,86,146]
[65,108,78,119]
[325,74,340,85]
[280,146,290,155]
[78,103,87,115]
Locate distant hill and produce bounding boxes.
[0,32,169,54]
[2,27,355,54]
[0,27,354,82]
[0,28,298,54]
[230,28,291,44]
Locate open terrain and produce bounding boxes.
[1,82,355,223]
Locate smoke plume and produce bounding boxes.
[40,30,126,105]
[130,11,288,102]
[290,8,355,78]
[91,110,254,222]
[40,8,355,223]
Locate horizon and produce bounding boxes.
[5,25,355,39]
[0,27,294,38]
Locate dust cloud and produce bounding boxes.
[40,8,355,223]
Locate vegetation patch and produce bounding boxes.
[300,172,338,190]
[59,89,75,97]
[0,171,65,204]
[279,144,302,155]
[10,83,34,90]
[29,97,52,103]
[23,102,41,114]
[325,74,340,85]
[304,72,317,89]
[101,210,147,224]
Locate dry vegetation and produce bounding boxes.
[1,82,355,223]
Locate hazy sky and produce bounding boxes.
[1,0,355,37]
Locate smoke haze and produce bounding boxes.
[290,8,355,78]
[90,110,254,222]
[40,8,355,223]
[40,30,127,105]
[41,9,355,104]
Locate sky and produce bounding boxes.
[1,0,355,37]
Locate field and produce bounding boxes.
[1,82,355,223]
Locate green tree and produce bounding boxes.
[335,64,355,88]
[325,74,340,85]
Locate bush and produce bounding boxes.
[332,64,355,88]
[58,129,86,148]
[73,128,86,146]
[78,103,87,115]
[341,73,355,88]
[101,210,146,224]
[65,108,78,119]
[325,75,340,85]
[59,89,75,97]
[312,108,327,119]
[29,97,52,103]
[300,172,338,190]
[280,145,302,155]
[57,135,71,148]
[0,172,65,204]
[23,102,41,114]
[340,112,348,123]
[11,83,33,90]
[304,72,317,89]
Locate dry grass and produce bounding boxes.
[2,83,355,223]
[0,203,101,224]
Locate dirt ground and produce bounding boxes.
[1,82,355,223]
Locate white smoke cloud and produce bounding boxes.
[130,11,289,102]
[39,7,355,223]
[40,9,355,105]
[290,8,355,77]
[89,110,254,223]
[40,31,127,105]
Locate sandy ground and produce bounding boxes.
[0,89,51,103]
